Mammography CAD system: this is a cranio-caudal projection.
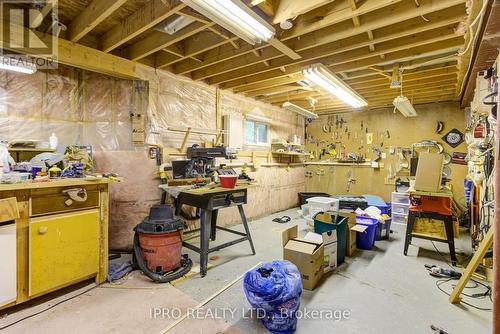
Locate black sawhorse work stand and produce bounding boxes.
[403,210,457,266]
[174,186,256,277]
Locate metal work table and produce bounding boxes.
[159,184,256,277]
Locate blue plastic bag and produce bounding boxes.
[243,260,302,334]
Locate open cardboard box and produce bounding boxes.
[282,225,324,290]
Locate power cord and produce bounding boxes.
[429,241,492,311]
[0,283,101,331]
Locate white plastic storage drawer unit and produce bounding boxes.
[392,213,408,224]
[392,203,410,215]
[392,192,410,205]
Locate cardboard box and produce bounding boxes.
[414,152,443,192]
[304,230,338,273]
[282,225,324,290]
[339,211,358,257]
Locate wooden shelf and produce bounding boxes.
[305,161,372,167]
[8,148,55,153]
[272,151,309,156]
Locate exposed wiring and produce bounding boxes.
[429,241,493,311]
[435,279,492,311]
[0,283,101,330]
[458,0,489,57]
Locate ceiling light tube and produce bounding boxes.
[0,56,37,74]
[282,102,318,119]
[302,63,367,108]
[182,0,275,44]
[393,95,417,117]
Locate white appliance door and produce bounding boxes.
[0,222,16,307]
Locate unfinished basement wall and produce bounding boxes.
[0,65,305,251]
[305,102,468,204]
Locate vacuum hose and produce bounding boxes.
[133,231,193,283]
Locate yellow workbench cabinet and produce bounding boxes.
[29,210,100,297]
[0,179,109,310]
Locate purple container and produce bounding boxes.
[356,216,379,250]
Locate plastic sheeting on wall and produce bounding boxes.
[0,65,134,151]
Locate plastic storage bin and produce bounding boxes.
[298,192,331,206]
[313,213,348,264]
[307,197,339,212]
[355,216,379,250]
[392,192,410,205]
[391,213,408,224]
[392,203,410,215]
[375,218,392,241]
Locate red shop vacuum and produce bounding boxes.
[133,204,192,283]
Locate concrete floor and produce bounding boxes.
[0,208,492,333]
[175,208,492,334]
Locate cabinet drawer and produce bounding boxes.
[0,223,16,307]
[29,210,99,297]
[30,190,100,217]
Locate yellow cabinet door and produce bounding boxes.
[29,210,100,297]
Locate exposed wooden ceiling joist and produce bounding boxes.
[228,35,464,92]
[204,10,465,84]
[100,0,186,53]
[68,0,127,42]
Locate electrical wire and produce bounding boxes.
[429,241,493,311]
[435,279,492,311]
[0,283,101,331]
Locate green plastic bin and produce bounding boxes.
[313,212,348,264]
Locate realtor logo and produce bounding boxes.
[0,0,59,69]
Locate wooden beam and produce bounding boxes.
[197,5,466,83]
[173,0,402,75]
[264,75,459,104]
[156,31,238,68]
[100,0,186,52]
[268,38,302,60]
[0,20,140,79]
[68,0,126,42]
[125,22,211,61]
[245,84,312,97]
[348,0,361,27]
[228,34,464,92]
[282,0,402,40]
[273,0,333,24]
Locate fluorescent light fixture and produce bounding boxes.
[302,63,368,108]
[282,102,318,119]
[393,95,417,117]
[181,0,275,44]
[0,56,37,74]
[155,15,195,35]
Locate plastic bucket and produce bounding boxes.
[219,175,238,188]
[355,216,378,250]
[313,213,348,264]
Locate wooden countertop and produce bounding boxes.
[0,178,110,191]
